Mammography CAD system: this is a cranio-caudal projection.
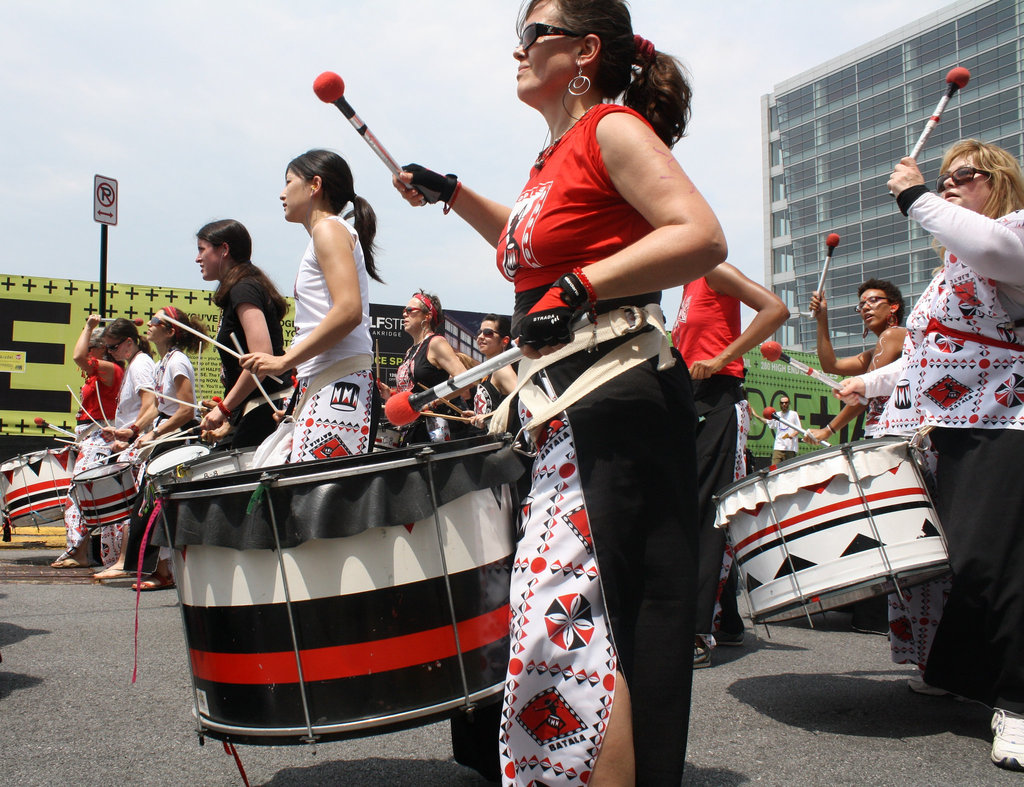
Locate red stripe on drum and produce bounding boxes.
[189,605,510,685]
[732,485,927,555]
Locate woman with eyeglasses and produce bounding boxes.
[469,314,516,424]
[380,291,472,444]
[240,149,381,462]
[839,139,1024,772]
[806,278,907,445]
[93,308,206,584]
[392,1,726,782]
[89,318,156,571]
[195,219,292,448]
[51,314,125,568]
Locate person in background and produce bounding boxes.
[768,394,801,464]
[194,219,291,448]
[671,261,788,668]
[241,149,381,462]
[466,314,516,428]
[51,315,123,569]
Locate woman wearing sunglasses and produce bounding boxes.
[241,149,381,462]
[392,1,726,782]
[839,139,1024,772]
[470,314,515,423]
[380,290,471,444]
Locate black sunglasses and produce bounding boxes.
[478,328,499,338]
[104,337,127,351]
[519,22,581,52]
[936,166,990,193]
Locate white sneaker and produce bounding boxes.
[991,709,1024,771]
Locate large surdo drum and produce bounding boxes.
[0,448,73,527]
[154,435,521,745]
[715,437,949,624]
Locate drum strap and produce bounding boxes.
[289,353,374,419]
[488,304,674,439]
[240,386,292,418]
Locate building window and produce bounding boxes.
[772,210,791,237]
[773,246,794,274]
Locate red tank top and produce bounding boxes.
[496,104,655,292]
[672,277,745,379]
[79,358,123,422]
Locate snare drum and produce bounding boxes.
[171,447,256,482]
[144,445,211,482]
[715,436,949,623]
[0,448,73,526]
[72,462,138,528]
[158,435,521,745]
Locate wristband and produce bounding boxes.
[896,185,929,217]
[443,181,462,215]
[216,401,232,417]
[572,267,597,306]
[129,423,140,438]
[825,423,835,435]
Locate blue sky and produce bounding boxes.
[0,0,957,319]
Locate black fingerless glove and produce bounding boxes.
[518,272,590,350]
[402,163,459,204]
[896,184,930,217]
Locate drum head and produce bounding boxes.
[75,462,132,482]
[146,445,210,478]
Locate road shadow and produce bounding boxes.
[260,756,494,786]
[0,620,50,648]
[682,764,749,785]
[0,670,44,700]
[728,670,992,742]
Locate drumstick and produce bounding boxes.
[375,339,381,383]
[139,387,204,412]
[416,383,465,415]
[763,406,830,447]
[909,67,970,161]
[111,425,201,461]
[154,312,283,384]
[52,437,77,445]
[66,385,105,429]
[760,341,868,405]
[419,411,475,423]
[33,417,77,439]
[229,333,286,415]
[814,233,841,297]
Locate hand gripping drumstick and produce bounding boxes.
[814,233,841,297]
[386,315,593,426]
[763,406,829,447]
[33,417,77,439]
[760,341,868,405]
[313,72,403,177]
[153,312,282,384]
[909,67,970,160]
[313,72,445,203]
[229,333,286,415]
[66,384,104,429]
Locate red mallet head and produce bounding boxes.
[132,318,144,326]
[34,417,45,427]
[313,72,345,103]
[826,233,840,249]
[946,67,970,90]
[760,341,783,362]
[384,391,419,427]
[763,406,777,420]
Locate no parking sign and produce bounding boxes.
[93,175,117,225]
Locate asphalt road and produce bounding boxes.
[0,550,1016,786]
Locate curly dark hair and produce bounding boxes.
[858,278,906,327]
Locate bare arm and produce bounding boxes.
[393,173,512,248]
[689,263,789,380]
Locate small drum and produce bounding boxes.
[72,462,138,529]
[144,445,211,482]
[373,425,405,451]
[157,435,521,745]
[170,447,256,482]
[715,436,949,623]
[0,448,74,527]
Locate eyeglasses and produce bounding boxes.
[779,400,790,406]
[518,22,581,52]
[854,296,890,313]
[936,166,990,193]
[478,328,500,338]
[148,317,164,327]
[402,307,424,315]
[104,337,127,351]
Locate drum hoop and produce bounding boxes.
[158,438,509,500]
[74,462,133,482]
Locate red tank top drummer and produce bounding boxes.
[672,277,745,379]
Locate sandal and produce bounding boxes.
[133,574,175,591]
[52,555,92,569]
[93,567,133,580]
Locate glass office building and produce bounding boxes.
[763,0,1024,351]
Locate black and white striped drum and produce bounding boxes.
[155,435,522,745]
[715,436,949,624]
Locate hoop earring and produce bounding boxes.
[568,65,591,97]
[887,311,897,327]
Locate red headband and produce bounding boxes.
[413,293,438,325]
[633,35,655,64]
[159,305,182,339]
